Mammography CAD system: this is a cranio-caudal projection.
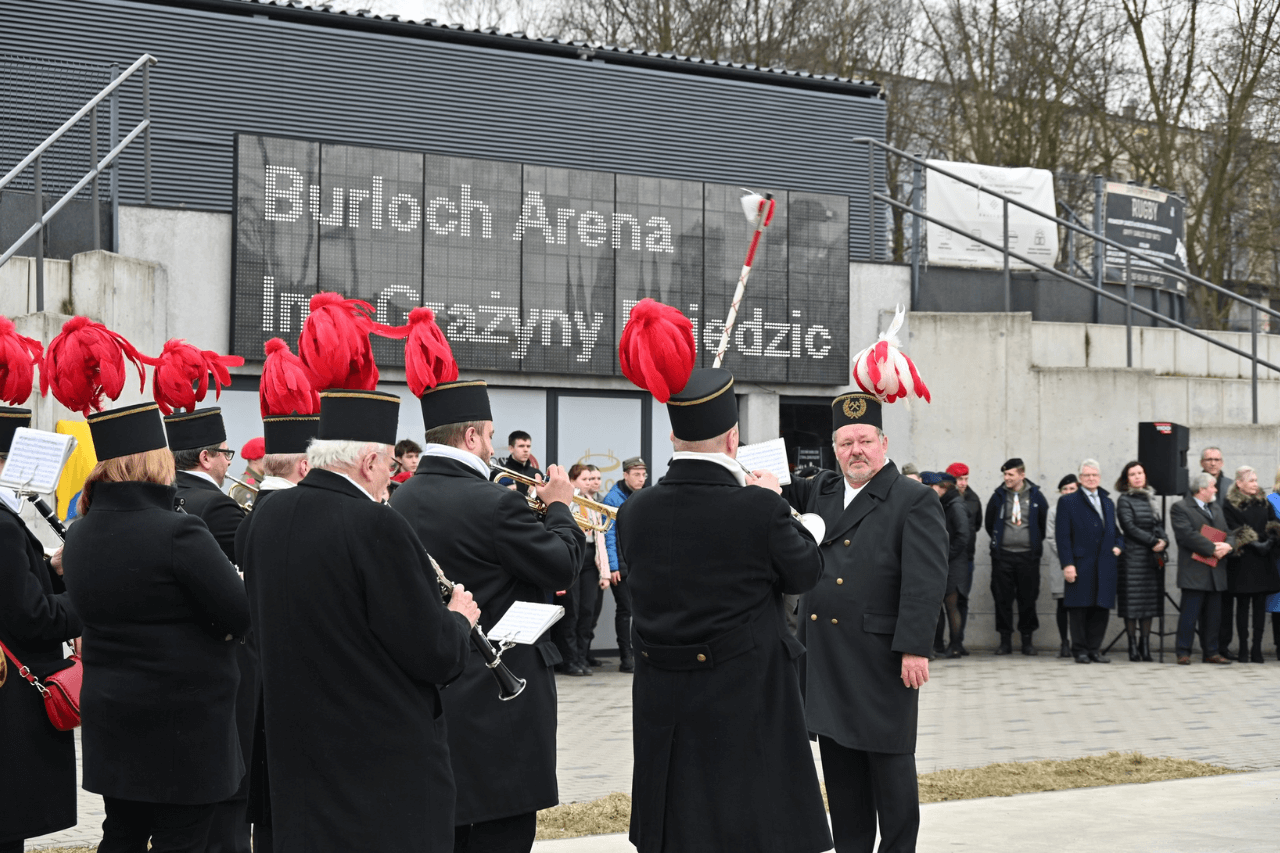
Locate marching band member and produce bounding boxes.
[242,304,477,852]
[388,309,581,853]
[615,300,831,853]
[0,395,82,853]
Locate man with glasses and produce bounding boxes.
[1198,447,1237,658]
[1055,460,1122,663]
[164,407,251,853]
[1199,448,1229,506]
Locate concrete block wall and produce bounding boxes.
[0,256,72,316]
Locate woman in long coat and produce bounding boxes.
[0,412,83,853]
[62,405,250,852]
[1223,466,1280,663]
[1114,461,1168,662]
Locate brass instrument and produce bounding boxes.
[226,474,258,511]
[489,465,617,533]
[733,459,827,543]
[429,555,526,702]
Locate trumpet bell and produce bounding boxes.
[796,511,826,544]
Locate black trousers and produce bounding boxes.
[550,584,579,666]
[1067,605,1109,655]
[204,795,251,853]
[612,577,633,656]
[454,811,536,853]
[98,797,217,853]
[1218,593,1238,653]
[819,737,919,853]
[1176,589,1222,657]
[573,558,604,660]
[0,841,23,853]
[991,550,1041,635]
[1233,592,1269,653]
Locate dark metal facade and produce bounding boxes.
[1,0,887,260]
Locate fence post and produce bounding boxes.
[910,157,923,308]
[1124,251,1133,367]
[1252,305,1259,425]
[1092,176,1105,323]
[110,62,120,253]
[1003,198,1010,312]
[34,155,44,312]
[144,61,152,205]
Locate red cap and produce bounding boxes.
[946,462,969,477]
[241,436,265,461]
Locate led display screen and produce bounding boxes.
[232,133,849,383]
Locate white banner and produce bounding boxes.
[925,160,1058,270]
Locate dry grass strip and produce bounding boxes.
[534,752,1236,841]
[27,755,1238,849]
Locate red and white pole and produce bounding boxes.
[712,192,775,369]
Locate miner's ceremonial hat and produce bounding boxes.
[667,368,738,442]
[318,390,400,446]
[89,402,169,460]
[164,407,228,452]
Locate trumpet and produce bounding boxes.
[428,555,526,702]
[225,474,258,511]
[489,464,617,533]
[733,460,827,543]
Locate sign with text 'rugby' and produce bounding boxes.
[231,133,849,383]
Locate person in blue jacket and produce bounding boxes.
[602,457,647,672]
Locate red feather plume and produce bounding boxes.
[141,339,245,416]
[40,316,148,416]
[260,338,321,417]
[297,293,380,391]
[618,299,696,404]
[394,307,459,397]
[0,315,44,406]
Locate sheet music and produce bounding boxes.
[486,601,565,645]
[0,428,76,494]
[737,437,792,486]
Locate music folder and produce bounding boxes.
[486,601,565,645]
[1192,524,1226,567]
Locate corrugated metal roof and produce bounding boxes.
[142,0,884,97]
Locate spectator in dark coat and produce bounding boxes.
[1114,461,1168,663]
[0,410,83,853]
[1044,474,1078,657]
[1222,466,1280,663]
[935,462,981,655]
[984,458,1050,655]
[924,471,970,657]
[1170,472,1234,664]
[1056,459,1122,663]
[63,405,252,853]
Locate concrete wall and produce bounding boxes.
[0,256,72,316]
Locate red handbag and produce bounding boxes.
[0,639,82,731]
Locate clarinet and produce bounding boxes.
[25,494,67,541]
[429,555,526,702]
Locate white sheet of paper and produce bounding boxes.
[486,601,565,645]
[0,428,76,494]
[736,437,792,486]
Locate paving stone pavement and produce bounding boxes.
[26,652,1280,850]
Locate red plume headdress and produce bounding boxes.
[140,339,245,416]
[851,305,930,404]
[396,307,458,397]
[296,292,388,390]
[260,338,320,417]
[40,316,148,416]
[0,315,44,406]
[618,299,696,404]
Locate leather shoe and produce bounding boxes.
[1177,655,1191,665]
[619,656,635,673]
[1058,642,1072,658]
[1088,652,1110,663]
[586,656,605,667]
[995,636,1013,655]
[1073,654,1091,663]
[947,646,963,659]
[1021,637,1038,656]
[1204,654,1232,664]
[1223,648,1238,660]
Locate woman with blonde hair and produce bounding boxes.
[63,402,249,851]
[1222,465,1280,663]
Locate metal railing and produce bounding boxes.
[0,53,158,310]
[856,138,1279,424]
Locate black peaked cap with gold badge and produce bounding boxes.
[318,390,400,446]
[164,407,228,452]
[89,402,170,461]
[831,392,883,431]
[668,368,738,442]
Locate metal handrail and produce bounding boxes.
[0,53,156,313]
[858,137,1275,424]
[855,137,1280,324]
[0,54,157,191]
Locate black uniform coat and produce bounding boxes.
[1171,494,1230,591]
[62,481,250,804]
[389,455,582,825]
[244,469,472,852]
[0,499,81,843]
[1223,488,1280,594]
[785,462,947,755]
[939,487,971,592]
[618,459,830,853]
[1055,488,1122,609]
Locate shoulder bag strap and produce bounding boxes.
[0,638,49,695]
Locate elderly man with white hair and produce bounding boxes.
[1055,459,1123,663]
[241,389,479,853]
